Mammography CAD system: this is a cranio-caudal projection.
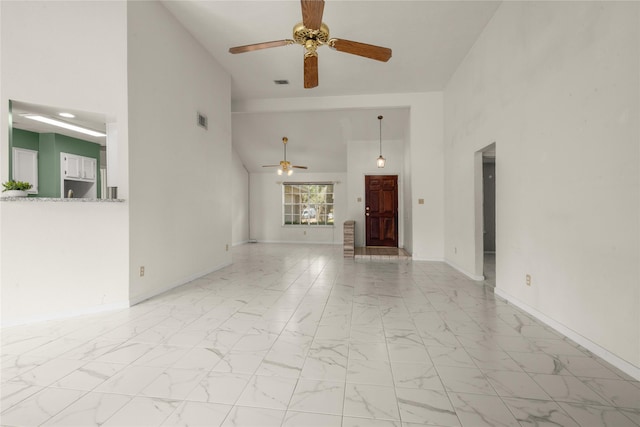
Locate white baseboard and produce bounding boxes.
[1,300,130,328]
[410,254,443,262]
[129,260,232,307]
[445,259,485,281]
[232,240,249,247]
[495,288,640,381]
[256,240,341,245]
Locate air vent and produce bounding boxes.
[274,80,289,85]
[197,112,208,130]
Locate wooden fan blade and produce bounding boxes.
[301,0,325,30]
[229,39,294,54]
[304,55,318,89]
[262,165,280,168]
[330,38,392,62]
[292,165,308,169]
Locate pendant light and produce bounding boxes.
[376,115,386,168]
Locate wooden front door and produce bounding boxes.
[365,175,398,247]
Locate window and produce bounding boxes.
[283,183,334,226]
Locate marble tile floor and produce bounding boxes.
[354,247,411,261]
[1,243,638,427]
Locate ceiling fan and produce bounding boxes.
[263,137,308,176]
[229,0,392,89]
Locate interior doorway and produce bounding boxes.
[365,175,398,247]
[474,143,496,284]
[482,153,496,286]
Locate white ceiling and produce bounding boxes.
[11,100,108,146]
[11,2,501,175]
[163,0,500,100]
[164,1,501,174]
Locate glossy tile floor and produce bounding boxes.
[2,243,639,426]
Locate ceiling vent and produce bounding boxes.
[197,112,208,130]
[274,80,289,85]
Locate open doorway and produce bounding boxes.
[482,152,496,286]
[474,143,496,286]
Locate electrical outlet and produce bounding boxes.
[226,244,229,251]
[454,247,457,254]
[140,266,145,277]
[526,274,531,286]
[304,230,307,235]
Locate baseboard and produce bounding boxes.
[129,260,232,307]
[409,254,442,262]
[445,259,485,281]
[256,240,341,245]
[232,240,248,247]
[1,300,130,328]
[495,288,640,381]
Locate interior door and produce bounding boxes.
[365,175,398,247]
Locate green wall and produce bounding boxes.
[12,128,39,151]
[10,129,101,198]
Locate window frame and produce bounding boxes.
[282,182,335,227]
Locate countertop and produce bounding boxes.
[0,197,124,202]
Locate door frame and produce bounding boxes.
[364,174,400,248]
[474,142,496,279]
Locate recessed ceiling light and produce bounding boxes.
[274,80,289,85]
[58,112,75,118]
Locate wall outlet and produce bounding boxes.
[140,266,145,277]
[526,274,531,286]
[454,247,457,254]
[418,198,425,205]
[225,244,229,251]
[304,230,307,235]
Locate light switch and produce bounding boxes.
[357,197,362,202]
[418,198,425,205]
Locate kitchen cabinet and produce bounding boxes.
[62,153,96,181]
[12,147,38,193]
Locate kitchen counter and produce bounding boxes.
[0,197,124,202]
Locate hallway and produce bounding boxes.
[1,244,638,426]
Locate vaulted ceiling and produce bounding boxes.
[14,2,502,174]
[163,0,499,173]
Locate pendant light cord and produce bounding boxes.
[378,115,383,156]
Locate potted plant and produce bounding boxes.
[2,180,33,198]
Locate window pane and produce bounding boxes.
[283,183,334,227]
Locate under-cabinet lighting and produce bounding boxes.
[22,115,106,137]
[58,112,75,118]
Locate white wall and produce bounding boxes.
[408,93,444,260]
[347,140,405,248]
[402,118,413,254]
[232,148,249,245]
[127,1,232,303]
[445,2,639,375]
[0,1,130,325]
[250,172,347,244]
[1,203,129,325]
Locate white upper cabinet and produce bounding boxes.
[82,157,96,180]
[12,147,38,193]
[61,153,96,182]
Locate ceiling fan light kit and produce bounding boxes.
[229,0,392,89]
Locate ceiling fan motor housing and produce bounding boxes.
[293,22,330,57]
